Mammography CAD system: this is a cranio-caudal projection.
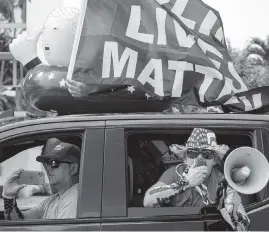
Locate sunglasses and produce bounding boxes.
[186,149,215,160]
[43,159,72,169]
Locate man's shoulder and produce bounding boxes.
[70,183,79,192]
[57,183,79,208]
[57,183,79,202]
[66,183,79,198]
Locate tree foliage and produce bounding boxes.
[0,0,30,23]
[228,39,269,89]
[0,0,30,111]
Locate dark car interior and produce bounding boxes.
[126,129,261,208]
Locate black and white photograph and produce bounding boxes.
[0,0,268,231]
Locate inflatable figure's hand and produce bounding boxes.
[9,28,43,65]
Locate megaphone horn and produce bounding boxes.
[224,147,269,195]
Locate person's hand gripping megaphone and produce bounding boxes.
[9,28,43,66]
[224,186,241,213]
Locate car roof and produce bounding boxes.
[0,112,268,131]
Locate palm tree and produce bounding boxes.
[246,37,269,65]
[227,38,269,89]
[0,0,30,23]
[0,0,30,111]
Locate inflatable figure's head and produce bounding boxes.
[42,7,80,66]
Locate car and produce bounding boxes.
[0,112,268,231]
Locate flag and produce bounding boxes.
[69,0,250,110]
[222,86,269,113]
[22,0,269,115]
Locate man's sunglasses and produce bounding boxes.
[43,159,72,169]
[186,149,215,160]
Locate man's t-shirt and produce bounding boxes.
[159,164,223,207]
[31,183,78,219]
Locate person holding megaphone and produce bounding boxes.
[144,128,251,231]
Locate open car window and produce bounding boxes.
[0,132,83,220]
[126,128,260,217]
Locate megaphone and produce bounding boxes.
[224,147,269,195]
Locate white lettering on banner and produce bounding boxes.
[102,42,138,78]
[196,65,223,80]
[156,8,168,45]
[197,39,223,59]
[239,94,262,111]
[101,41,245,105]
[155,0,170,4]
[209,59,221,69]
[171,0,196,29]
[199,10,218,36]
[169,61,193,97]
[126,6,154,44]
[228,62,248,92]
[137,59,164,96]
[217,78,233,100]
[224,94,262,111]
[224,96,240,105]
[199,76,214,103]
[215,27,224,44]
[195,65,223,102]
[174,20,195,48]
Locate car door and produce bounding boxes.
[101,126,206,231]
[101,117,269,231]
[243,127,269,231]
[0,120,104,231]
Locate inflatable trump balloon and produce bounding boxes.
[9,7,81,114]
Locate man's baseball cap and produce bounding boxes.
[36,138,80,164]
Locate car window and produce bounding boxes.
[0,133,83,220]
[126,129,258,215]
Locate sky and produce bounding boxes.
[26,0,269,50]
[202,0,269,49]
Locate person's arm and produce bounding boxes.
[220,187,251,231]
[144,161,209,207]
[2,170,45,220]
[143,167,189,207]
[3,197,45,220]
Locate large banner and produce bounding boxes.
[69,0,250,110]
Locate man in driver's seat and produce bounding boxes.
[144,128,250,231]
[2,138,80,220]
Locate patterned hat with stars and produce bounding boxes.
[186,128,217,149]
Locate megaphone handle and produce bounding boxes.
[216,180,228,210]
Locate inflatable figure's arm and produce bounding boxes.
[9,28,43,71]
[24,57,42,72]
